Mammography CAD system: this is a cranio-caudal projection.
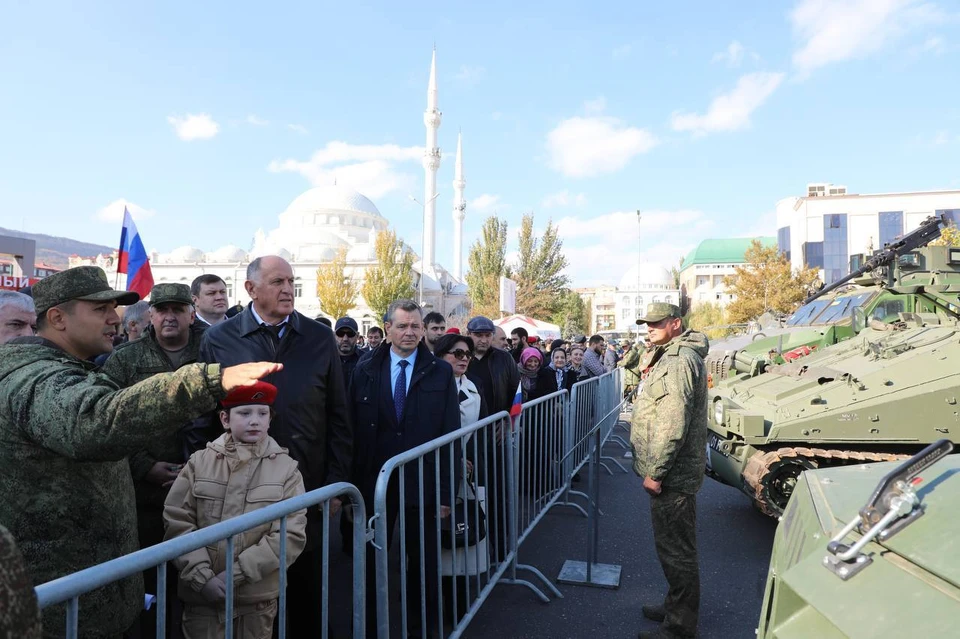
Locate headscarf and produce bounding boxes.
[518,348,542,398]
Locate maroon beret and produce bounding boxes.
[221,381,277,409]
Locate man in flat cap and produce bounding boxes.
[101,282,207,635]
[0,266,281,638]
[630,302,709,639]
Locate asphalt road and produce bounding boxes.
[462,416,778,639]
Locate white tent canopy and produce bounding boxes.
[494,314,562,341]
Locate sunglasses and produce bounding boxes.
[336,330,357,337]
[445,349,473,360]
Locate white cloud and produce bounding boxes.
[583,96,607,115]
[245,114,269,126]
[712,40,746,66]
[454,65,486,86]
[612,44,632,60]
[287,123,309,135]
[491,111,503,121]
[913,35,947,55]
[95,199,155,223]
[790,0,947,75]
[932,130,951,146]
[470,194,501,212]
[268,141,423,199]
[671,72,784,135]
[546,115,658,178]
[167,113,219,141]
[542,190,587,209]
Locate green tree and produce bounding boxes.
[930,222,960,247]
[466,216,509,318]
[551,289,587,338]
[723,239,820,323]
[684,301,732,341]
[361,229,415,322]
[514,213,570,318]
[315,246,357,319]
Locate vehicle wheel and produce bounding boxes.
[752,332,767,342]
[760,457,816,514]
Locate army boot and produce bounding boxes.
[641,604,666,622]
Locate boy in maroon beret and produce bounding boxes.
[163,381,307,638]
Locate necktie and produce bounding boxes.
[262,323,283,344]
[394,360,409,423]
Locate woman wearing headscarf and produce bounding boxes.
[531,347,576,401]
[517,347,543,402]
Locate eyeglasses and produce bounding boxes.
[336,330,357,338]
[445,349,473,360]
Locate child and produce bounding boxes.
[163,381,307,638]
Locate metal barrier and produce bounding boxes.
[515,390,569,544]
[598,369,630,473]
[35,482,366,639]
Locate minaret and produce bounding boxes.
[422,48,442,274]
[452,131,466,280]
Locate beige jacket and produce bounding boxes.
[163,432,307,606]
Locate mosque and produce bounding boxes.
[71,51,470,334]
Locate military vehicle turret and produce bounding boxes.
[706,231,960,516]
[757,440,958,637]
[707,214,958,381]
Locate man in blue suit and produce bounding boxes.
[348,299,460,638]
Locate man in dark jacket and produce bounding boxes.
[349,299,460,638]
[334,315,362,385]
[198,255,353,635]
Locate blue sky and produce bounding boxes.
[1,0,958,285]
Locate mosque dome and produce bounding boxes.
[208,245,247,262]
[617,262,674,291]
[283,185,384,219]
[167,245,205,263]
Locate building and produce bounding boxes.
[776,183,960,285]
[69,51,470,331]
[679,237,775,310]
[578,262,679,335]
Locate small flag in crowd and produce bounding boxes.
[117,207,154,298]
[509,381,523,429]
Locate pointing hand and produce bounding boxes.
[221,362,284,392]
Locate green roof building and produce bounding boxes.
[679,236,775,309]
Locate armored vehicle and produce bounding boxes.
[757,440,958,638]
[708,214,958,381]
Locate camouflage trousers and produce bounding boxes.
[650,491,699,638]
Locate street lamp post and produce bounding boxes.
[636,209,642,340]
[409,193,440,306]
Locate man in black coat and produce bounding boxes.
[349,299,460,638]
[198,255,352,636]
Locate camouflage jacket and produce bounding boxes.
[101,323,206,505]
[0,337,224,638]
[629,330,709,494]
[0,524,41,639]
[620,345,643,386]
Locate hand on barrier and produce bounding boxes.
[643,476,662,496]
[327,497,342,517]
[200,572,227,603]
[439,505,451,519]
[221,362,284,392]
[145,461,181,487]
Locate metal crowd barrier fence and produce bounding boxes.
[35,482,366,639]
[598,369,630,473]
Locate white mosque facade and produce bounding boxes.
[581,263,680,335]
[71,52,470,332]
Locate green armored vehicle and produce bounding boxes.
[707,227,960,516]
[757,440,958,638]
[707,214,957,381]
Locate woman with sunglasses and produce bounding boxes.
[434,333,488,428]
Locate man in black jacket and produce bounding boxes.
[349,299,460,638]
[198,255,352,636]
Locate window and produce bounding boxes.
[664,295,673,304]
[622,308,630,319]
[636,295,643,309]
[803,242,824,270]
[878,211,903,248]
[823,214,848,284]
[936,209,960,227]
[849,254,865,272]
[622,295,630,307]
[777,226,791,262]
[652,296,659,304]
[294,281,303,298]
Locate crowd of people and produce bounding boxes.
[0,257,708,639]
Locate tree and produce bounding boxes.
[466,216,509,318]
[685,301,732,341]
[514,213,570,318]
[551,289,587,338]
[361,229,415,323]
[315,246,357,319]
[931,222,960,247]
[723,240,820,323]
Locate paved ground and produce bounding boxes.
[462,414,778,639]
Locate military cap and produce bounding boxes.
[221,380,277,409]
[32,266,139,316]
[466,316,495,333]
[148,283,192,307]
[636,302,682,325]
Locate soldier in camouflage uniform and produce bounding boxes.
[101,282,206,636]
[630,302,709,639]
[0,524,42,638]
[0,266,282,638]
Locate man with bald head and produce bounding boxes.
[197,255,352,635]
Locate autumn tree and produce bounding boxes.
[514,213,570,318]
[723,239,820,323]
[466,216,509,318]
[551,289,587,338]
[685,301,732,340]
[315,246,357,319]
[361,229,415,323]
[930,222,960,247]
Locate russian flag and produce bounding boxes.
[117,207,154,299]
[509,381,523,429]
